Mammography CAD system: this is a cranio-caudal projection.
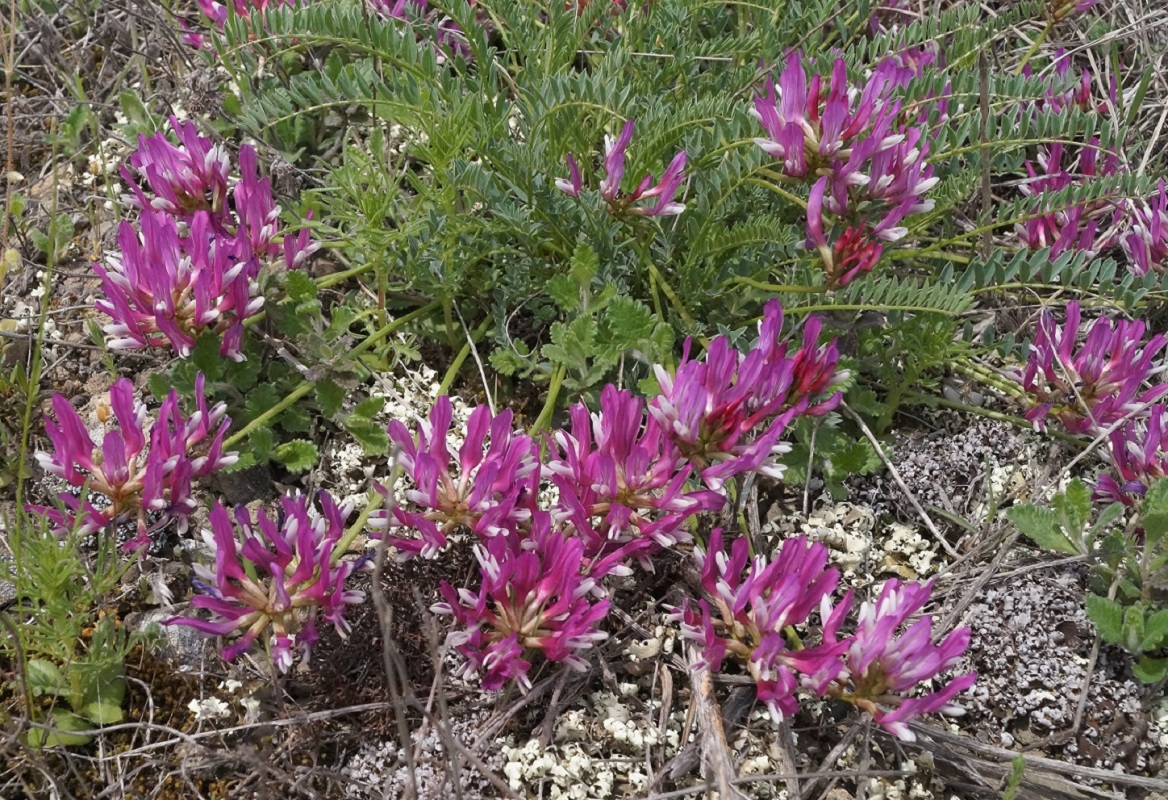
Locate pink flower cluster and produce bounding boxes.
[97,117,316,361]
[182,0,299,48]
[378,300,845,689]
[166,492,367,671]
[556,119,687,217]
[1122,180,1168,276]
[672,529,975,740]
[752,52,938,287]
[1014,141,1124,258]
[1014,301,1168,503]
[31,375,237,549]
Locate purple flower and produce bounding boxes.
[673,530,849,720]
[123,117,230,216]
[752,53,899,181]
[432,512,610,691]
[95,210,263,361]
[557,120,687,217]
[166,492,366,671]
[1122,180,1168,276]
[807,177,886,289]
[828,579,975,741]
[1094,405,1168,504]
[1015,301,1168,434]
[372,397,540,558]
[1014,141,1125,258]
[649,299,844,490]
[868,0,915,33]
[547,385,723,556]
[101,119,317,361]
[32,374,236,547]
[369,0,473,57]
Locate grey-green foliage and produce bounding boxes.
[209,0,1160,404]
[1007,478,1168,682]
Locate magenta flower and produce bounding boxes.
[547,385,723,554]
[1122,180,1168,276]
[1015,141,1125,258]
[101,118,317,360]
[166,492,366,672]
[649,299,844,490]
[123,118,230,217]
[1094,405,1168,504]
[751,53,899,181]
[372,397,540,558]
[95,210,264,361]
[1015,301,1168,434]
[432,512,610,691]
[673,530,849,720]
[369,0,472,57]
[868,0,915,33]
[557,120,687,217]
[32,374,236,547]
[807,177,885,289]
[827,579,975,741]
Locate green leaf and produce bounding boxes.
[1133,655,1168,684]
[191,333,226,381]
[279,404,314,434]
[345,417,390,455]
[273,439,319,473]
[1141,609,1168,652]
[248,426,276,464]
[81,699,124,725]
[315,379,346,418]
[1052,478,1092,542]
[569,243,599,288]
[1123,605,1148,654]
[118,91,154,131]
[1085,594,1126,645]
[489,346,528,377]
[547,274,581,311]
[1005,504,1081,555]
[244,385,282,422]
[27,710,93,748]
[828,439,880,477]
[1141,478,1168,545]
[543,316,596,375]
[603,296,656,349]
[285,269,318,303]
[25,659,65,698]
[352,396,386,420]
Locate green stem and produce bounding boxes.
[725,277,823,294]
[531,363,566,434]
[904,391,1084,445]
[1012,22,1052,77]
[438,317,491,396]
[953,360,1024,399]
[225,300,441,448]
[331,474,395,565]
[225,382,313,448]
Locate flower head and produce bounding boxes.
[373,397,540,558]
[548,385,723,556]
[1122,180,1168,276]
[557,119,687,217]
[649,299,844,490]
[1016,301,1168,434]
[829,579,975,741]
[166,492,366,671]
[432,512,610,691]
[32,374,236,547]
[1094,404,1168,504]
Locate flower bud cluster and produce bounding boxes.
[97,117,317,361]
[31,374,237,549]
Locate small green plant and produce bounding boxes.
[2,509,142,747]
[1007,477,1168,682]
